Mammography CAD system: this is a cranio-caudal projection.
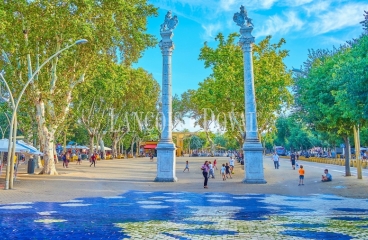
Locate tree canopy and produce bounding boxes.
[185,33,293,146]
[292,12,368,176]
[0,0,158,174]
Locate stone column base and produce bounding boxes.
[155,142,177,182]
[154,177,178,182]
[242,140,267,184]
[242,179,267,184]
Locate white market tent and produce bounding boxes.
[0,139,30,153]
[16,140,43,155]
[65,145,90,150]
[95,146,112,151]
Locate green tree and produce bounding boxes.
[187,33,293,149]
[189,135,203,150]
[273,115,321,151]
[74,61,160,158]
[172,94,187,131]
[0,1,157,174]
[293,35,368,175]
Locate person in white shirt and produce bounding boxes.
[208,161,215,178]
[221,164,226,180]
[272,152,279,169]
[229,157,235,174]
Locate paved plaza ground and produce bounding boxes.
[0,156,368,239]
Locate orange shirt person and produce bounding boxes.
[298,165,305,186]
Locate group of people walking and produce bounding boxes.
[272,152,333,186]
[61,152,97,168]
[188,152,334,189]
[200,157,235,188]
[272,152,299,170]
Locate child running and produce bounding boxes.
[221,164,226,180]
[298,165,305,186]
[183,160,189,172]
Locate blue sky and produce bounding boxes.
[136,0,368,97]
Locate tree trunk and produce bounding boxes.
[63,130,67,153]
[344,136,351,176]
[40,129,58,175]
[136,139,141,157]
[122,142,126,158]
[112,138,118,158]
[37,155,42,169]
[117,140,120,156]
[36,101,58,175]
[89,133,95,158]
[53,146,58,163]
[111,132,118,158]
[0,152,3,174]
[99,137,106,159]
[205,131,215,156]
[131,137,135,157]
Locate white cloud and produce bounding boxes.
[152,0,213,8]
[219,0,279,11]
[255,11,304,37]
[311,2,368,35]
[150,0,367,40]
[303,0,332,16]
[219,0,237,11]
[260,0,279,9]
[319,36,346,46]
[284,0,313,7]
[201,22,223,41]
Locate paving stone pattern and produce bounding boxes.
[1,191,368,239]
[1,156,368,239]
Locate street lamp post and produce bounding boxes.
[2,39,87,190]
[0,72,16,190]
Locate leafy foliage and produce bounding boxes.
[185,33,293,144]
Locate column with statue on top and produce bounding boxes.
[155,11,179,182]
[233,5,266,184]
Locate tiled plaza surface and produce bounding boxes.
[1,156,367,239]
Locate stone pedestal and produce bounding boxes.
[243,141,266,183]
[234,5,266,184]
[155,142,177,182]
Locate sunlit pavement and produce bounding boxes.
[1,156,367,239]
[1,191,368,239]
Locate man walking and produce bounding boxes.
[229,157,235,174]
[208,161,215,178]
[272,152,279,169]
[290,152,296,170]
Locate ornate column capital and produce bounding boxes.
[159,31,174,55]
[239,26,255,51]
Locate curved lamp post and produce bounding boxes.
[1,39,88,190]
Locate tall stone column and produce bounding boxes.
[155,11,178,182]
[233,6,266,184]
